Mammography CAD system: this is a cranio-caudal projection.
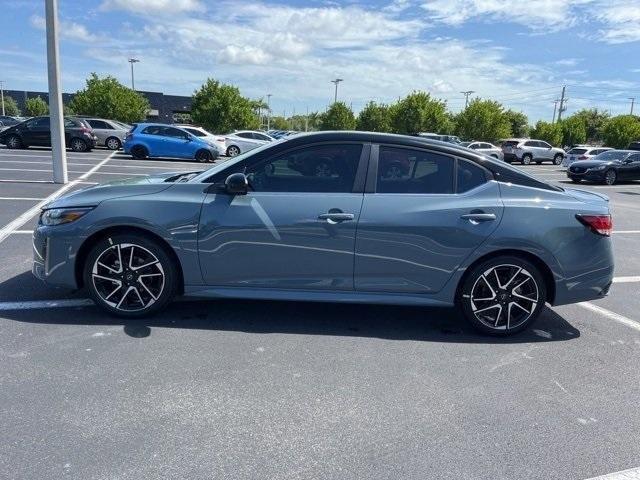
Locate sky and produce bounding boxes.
[1,0,639,123]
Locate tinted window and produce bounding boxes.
[538,141,552,148]
[457,160,487,193]
[184,127,206,137]
[30,117,50,128]
[236,132,253,139]
[568,148,588,154]
[254,133,271,141]
[502,141,519,147]
[524,141,536,147]
[468,143,479,149]
[64,119,77,128]
[88,120,110,129]
[628,153,640,162]
[245,144,362,193]
[142,125,162,135]
[162,127,187,138]
[377,147,454,194]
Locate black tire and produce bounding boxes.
[131,145,148,159]
[70,137,88,152]
[553,154,563,165]
[5,134,23,149]
[458,255,547,336]
[570,177,581,183]
[522,154,532,165]
[83,233,178,318]
[195,149,213,163]
[105,137,121,150]
[604,169,617,185]
[226,145,240,157]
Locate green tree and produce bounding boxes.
[356,101,391,132]
[454,99,511,142]
[25,96,49,116]
[391,91,449,135]
[601,115,640,149]
[569,108,610,142]
[560,116,587,147]
[2,95,21,116]
[191,78,260,133]
[319,102,356,130]
[530,120,563,146]
[70,73,149,123]
[269,116,289,130]
[504,109,529,137]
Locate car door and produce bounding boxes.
[28,117,51,146]
[161,126,193,158]
[620,153,640,180]
[538,141,553,160]
[198,143,369,290]
[87,119,110,145]
[355,145,503,294]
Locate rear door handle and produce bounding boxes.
[461,213,496,223]
[318,213,354,222]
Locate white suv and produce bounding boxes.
[501,138,565,165]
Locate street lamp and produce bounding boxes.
[0,80,5,116]
[331,78,343,103]
[266,93,272,130]
[128,58,140,90]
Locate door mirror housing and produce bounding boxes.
[225,172,249,195]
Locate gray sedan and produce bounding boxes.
[85,118,130,150]
[32,131,613,336]
[462,141,504,160]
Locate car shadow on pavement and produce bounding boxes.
[2,295,580,344]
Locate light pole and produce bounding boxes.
[331,78,343,103]
[629,97,636,116]
[46,0,67,184]
[460,90,475,109]
[266,93,272,130]
[128,58,140,90]
[0,80,5,116]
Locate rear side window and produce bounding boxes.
[142,125,162,135]
[377,147,454,194]
[185,128,206,137]
[502,141,519,147]
[568,148,587,154]
[524,141,537,147]
[88,120,110,129]
[457,160,487,193]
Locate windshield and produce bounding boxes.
[568,148,588,154]
[593,150,631,161]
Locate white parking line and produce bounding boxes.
[0,299,94,311]
[612,276,640,283]
[584,466,640,479]
[0,197,45,201]
[613,230,640,234]
[578,302,640,333]
[0,159,184,170]
[0,151,115,244]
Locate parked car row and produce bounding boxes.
[566,149,640,185]
[0,116,98,151]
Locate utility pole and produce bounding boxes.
[552,99,559,123]
[557,85,567,122]
[128,58,140,90]
[0,81,5,116]
[45,0,67,184]
[331,78,343,103]
[305,106,309,132]
[266,93,272,130]
[460,90,475,109]
[629,97,636,115]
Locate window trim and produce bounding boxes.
[368,143,493,195]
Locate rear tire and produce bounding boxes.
[83,233,178,318]
[570,177,581,183]
[105,137,121,150]
[131,145,148,159]
[604,169,617,185]
[226,145,240,157]
[457,255,546,336]
[553,154,563,165]
[195,149,214,163]
[522,154,532,165]
[70,138,88,152]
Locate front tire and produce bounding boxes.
[83,233,178,318]
[522,154,532,165]
[105,137,121,150]
[604,169,617,185]
[6,135,23,149]
[458,256,546,336]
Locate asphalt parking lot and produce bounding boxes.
[1,148,639,480]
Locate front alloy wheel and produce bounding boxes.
[604,169,617,185]
[553,154,563,165]
[84,234,177,317]
[227,145,240,157]
[522,154,532,165]
[459,257,546,335]
[6,135,22,149]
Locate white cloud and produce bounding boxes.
[29,15,99,42]
[592,0,640,43]
[100,0,203,14]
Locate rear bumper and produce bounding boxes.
[503,153,519,162]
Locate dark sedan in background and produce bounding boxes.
[0,115,97,152]
[567,150,640,185]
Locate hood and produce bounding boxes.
[44,170,202,210]
[568,159,618,169]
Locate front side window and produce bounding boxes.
[31,117,50,128]
[538,141,552,148]
[162,127,188,138]
[244,144,362,193]
[142,125,162,135]
[377,147,454,194]
[88,120,110,129]
[185,128,206,137]
[236,132,252,139]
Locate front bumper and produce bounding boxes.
[32,225,83,289]
[567,169,606,182]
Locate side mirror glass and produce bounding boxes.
[225,172,248,195]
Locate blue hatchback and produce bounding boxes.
[123,123,219,162]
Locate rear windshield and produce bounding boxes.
[502,141,519,147]
[568,148,587,154]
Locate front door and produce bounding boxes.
[28,117,51,146]
[198,143,367,290]
[355,146,503,294]
[619,153,640,180]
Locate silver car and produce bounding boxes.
[501,138,565,165]
[562,146,612,168]
[462,141,504,160]
[85,118,131,150]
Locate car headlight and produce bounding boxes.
[587,165,607,171]
[40,207,93,226]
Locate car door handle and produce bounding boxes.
[318,213,354,222]
[461,213,496,223]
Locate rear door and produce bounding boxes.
[29,117,51,146]
[355,145,503,294]
[87,119,111,145]
[198,142,369,289]
[620,153,640,180]
[537,141,553,160]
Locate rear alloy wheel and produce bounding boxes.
[522,154,532,165]
[70,138,88,152]
[195,149,213,163]
[604,169,617,185]
[83,234,178,317]
[6,135,23,149]
[553,154,563,165]
[131,145,148,159]
[459,256,546,335]
[105,137,121,150]
[226,145,240,157]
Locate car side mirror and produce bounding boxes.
[225,172,248,195]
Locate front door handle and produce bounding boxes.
[461,213,496,223]
[318,212,354,223]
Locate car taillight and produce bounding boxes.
[576,214,612,236]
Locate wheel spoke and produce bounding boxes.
[138,277,158,300]
[104,283,122,301]
[511,300,532,315]
[474,303,501,315]
[494,305,503,327]
[116,286,135,309]
[480,274,497,297]
[503,267,522,288]
[93,273,120,283]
